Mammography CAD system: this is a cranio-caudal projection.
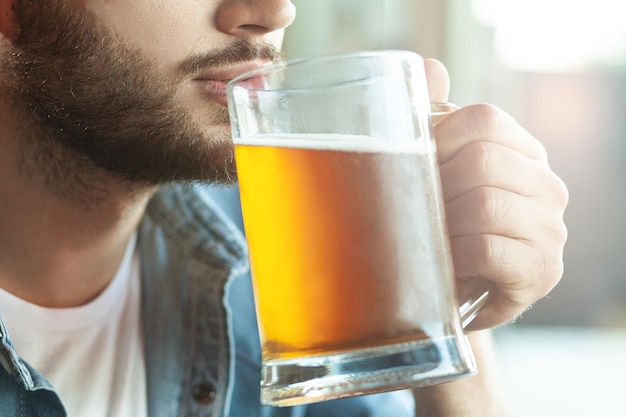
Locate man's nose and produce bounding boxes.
[215,0,296,36]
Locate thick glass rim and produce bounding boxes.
[225,49,423,91]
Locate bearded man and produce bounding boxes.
[0,1,568,416]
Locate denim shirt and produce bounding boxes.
[0,185,414,417]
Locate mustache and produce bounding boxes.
[177,38,285,77]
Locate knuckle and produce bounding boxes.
[463,141,493,179]
[524,241,565,301]
[540,194,569,246]
[529,135,550,162]
[464,103,506,134]
[475,233,496,267]
[560,221,569,245]
[536,141,549,162]
[539,164,569,206]
[542,211,568,247]
[476,187,500,224]
[538,256,564,298]
[552,172,570,208]
[553,217,569,247]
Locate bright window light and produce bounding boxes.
[472,0,626,72]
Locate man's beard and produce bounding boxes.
[1,1,282,203]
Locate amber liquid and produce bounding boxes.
[235,134,455,361]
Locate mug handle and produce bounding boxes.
[458,277,497,328]
[430,102,496,328]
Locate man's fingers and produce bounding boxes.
[446,185,567,241]
[450,234,564,329]
[439,141,567,204]
[422,59,568,331]
[435,104,548,163]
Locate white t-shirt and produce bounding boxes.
[0,234,147,417]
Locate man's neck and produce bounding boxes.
[0,102,155,307]
[0,177,153,308]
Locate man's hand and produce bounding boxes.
[424,59,569,330]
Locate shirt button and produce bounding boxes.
[192,381,217,404]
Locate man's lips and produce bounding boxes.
[194,79,230,105]
[193,61,269,106]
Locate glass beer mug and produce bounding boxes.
[226,50,492,407]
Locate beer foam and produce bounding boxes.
[235,133,432,154]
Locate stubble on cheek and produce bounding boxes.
[4,0,241,195]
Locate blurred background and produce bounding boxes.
[212,0,626,415]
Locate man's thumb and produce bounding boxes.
[424,58,451,104]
